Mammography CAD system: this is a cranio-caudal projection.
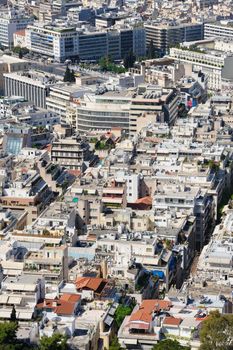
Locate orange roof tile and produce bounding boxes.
[135,196,152,205]
[67,169,81,177]
[76,277,107,292]
[36,296,79,316]
[163,316,183,326]
[54,301,76,315]
[60,294,81,303]
[129,300,172,323]
[15,29,25,36]
[130,310,152,323]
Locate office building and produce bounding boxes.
[204,22,233,40]
[25,23,79,62]
[4,71,60,108]
[76,85,178,135]
[0,55,28,95]
[25,22,146,62]
[169,47,233,90]
[145,22,204,56]
[76,91,131,134]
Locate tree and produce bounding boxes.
[200,310,233,350]
[123,50,136,69]
[109,336,121,350]
[114,305,132,328]
[0,322,18,346]
[147,39,156,59]
[10,305,17,322]
[63,65,71,82]
[153,339,190,350]
[18,49,23,59]
[70,70,76,82]
[39,333,68,350]
[64,65,75,83]
[99,55,112,71]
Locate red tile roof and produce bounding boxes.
[135,196,152,205]
[54,301,76,315]
[15,29,26,36]
[36,294,80,316]
[129,300,172,324]
[60,294,81,303]
[76,277,107,292]
[163,316,183,326]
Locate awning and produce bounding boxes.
[129,322,150,330]
[151,270,165,279]
[0,295,9,304]
[104,315,114,326]
[18,311,33,320]
[8,296,22,305]
[0,309,12,318]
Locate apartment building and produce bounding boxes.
[51,138,93,171]
[0,170,53,224]
[169,47,233,90]
[24,245,68,283]
[33,201,79,245]
[153,184,215,250]
[0,274,45,320]
[145,22,203,56]
[95,231,176,291]
[68,177,104,228]
[0,8,33,48]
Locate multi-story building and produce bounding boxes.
[169,47,233,90]
[24,245,68,284]
[145,22,203,56]
[46,84,90,120]
[51,138,93,171]
[4,71,60,108]
[76,91,131,134]
[196,0,218,9]
[77,85,178,136]
[0,8,33,48]
[153,184,215,250]
[0,274,45,320]
[129,85,179,137]
[25,23,79,62]
[0,55,28,95]
[0,170,53,224]
[33,201,79,245]
[25,22,146,62]
[204,21,233,40]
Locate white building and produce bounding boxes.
[0,8,33,48]
[169,47,233,90]
[25,22,79,62]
